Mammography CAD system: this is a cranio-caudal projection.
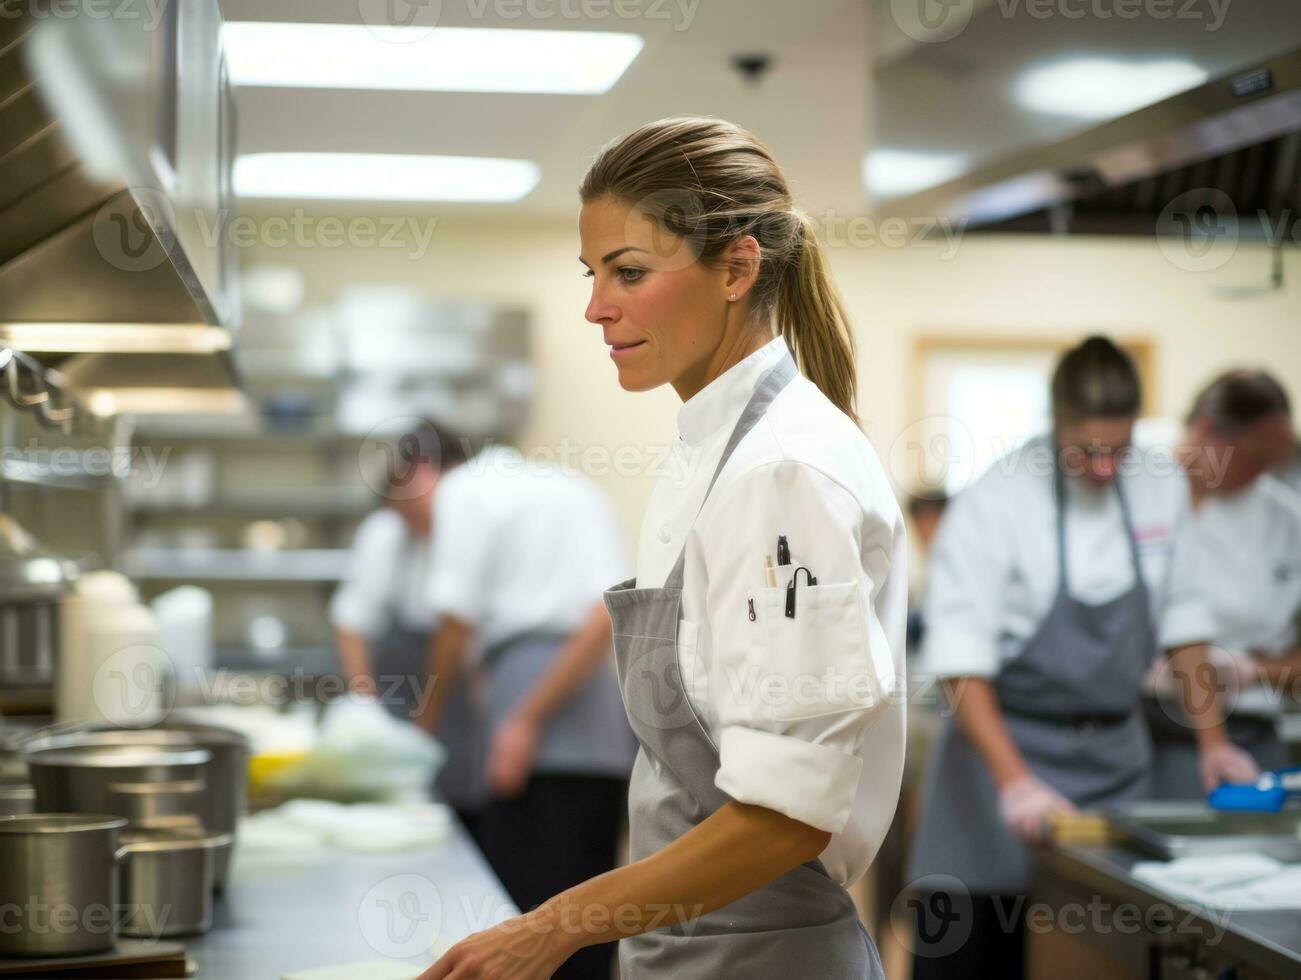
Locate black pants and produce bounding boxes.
[911,893,1025,980]
[477,773,627,980]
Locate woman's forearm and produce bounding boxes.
[943,677,1030,789]
[535,800,830,957]
[1254,648,1301,689]
[334,628,375,693]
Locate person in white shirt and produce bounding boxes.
[1146,371,1301,797]
[906,337,1258,980]
[422,117,905,980]
[330,423,489,830]
[416,442,636,980]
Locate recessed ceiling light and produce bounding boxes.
[1013,57,1208,119]
[864,149,967,198]
[234,153,541,203]
[223,22,643,94]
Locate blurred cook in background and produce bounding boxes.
[906,337,1257,979]
[330,422,489,836]
[905,491,948,649]
[1145,371,1301,798]
[415,440,635,980]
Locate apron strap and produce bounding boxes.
[1052,461,1150,607]
[662,352,799,592]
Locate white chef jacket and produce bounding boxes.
[921,435,1214,681]
[1148,475,1301,717]
[426,445,627,654]
[634,334,908,887]
[1277,447,1301,497]
[330,508,435,636]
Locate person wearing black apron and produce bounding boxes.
[906,338,1259,979]
[421,117,907,980]
[332,423,489,833]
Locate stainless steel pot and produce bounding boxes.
[0,782,35,815]
[24,745,211,829]
[32,724,248,890]
[0,813,126,958]
[117,827,231,937]
[108,778,205,828]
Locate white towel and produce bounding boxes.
[1132,853,1301,909]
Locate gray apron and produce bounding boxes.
[480,631,636,779]
[372,621,489,813]
[602,353,885,978]
[908,467,1155,895]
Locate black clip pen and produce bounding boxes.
[785,566,817,618]
[777,535,790,566]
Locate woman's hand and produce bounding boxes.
[487,712,541,798]
[998,774,1075,843]
[1198,740,1260,792]
[416,909,574,980]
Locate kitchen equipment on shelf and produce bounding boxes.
[117,826,232,937]
[55,572,167,728]
[150,586,214,695]
[0,813,127,958]
[0,514,79,699]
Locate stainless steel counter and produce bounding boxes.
[1036,844,1301,978]
[185,822,517,978]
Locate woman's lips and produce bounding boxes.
[608,340,646,359]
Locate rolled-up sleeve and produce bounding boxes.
[1158,486,1214,651]
[698,461,896,835]
[919,483,1012,679]
[330,511,401,636]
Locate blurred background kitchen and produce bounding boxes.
[0,0,1299,977]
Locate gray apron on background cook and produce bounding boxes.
[907,466,1156,895]
[372,620,489,813]
[480,632,636,779]
[603,353,885,978]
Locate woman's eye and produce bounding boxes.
[617,267,645,283]
[582,269,594,278]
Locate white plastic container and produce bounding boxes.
[57,571,169,727]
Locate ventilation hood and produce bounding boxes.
[0,0,241,415]
[878,46,1301,238]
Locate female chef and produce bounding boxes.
[421,116,907,978]
[1146,370,1301,797]
[906,337,1259,979]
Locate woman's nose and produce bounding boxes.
[586,286,618,325]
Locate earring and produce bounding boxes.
[728,293,737,301]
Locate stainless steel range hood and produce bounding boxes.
[878,46,1301,234]
[0,0,242,415]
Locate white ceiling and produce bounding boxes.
[218,0,871,218]
[218,0,1299,219]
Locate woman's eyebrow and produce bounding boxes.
[579,246,647,268]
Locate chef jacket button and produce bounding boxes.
[658,525,672,544]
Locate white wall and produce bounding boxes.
[244,216,1301,548]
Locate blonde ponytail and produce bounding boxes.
[580,116,860,421]
[778,213,858,420]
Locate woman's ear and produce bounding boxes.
[722,235,761,301]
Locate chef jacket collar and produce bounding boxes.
[676,333,789,447]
